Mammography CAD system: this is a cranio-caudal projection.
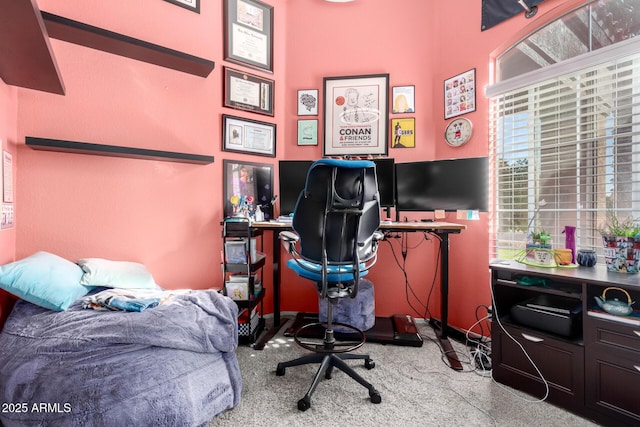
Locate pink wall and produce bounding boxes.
[7,0,569,333]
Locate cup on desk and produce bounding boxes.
[554,248,573,266]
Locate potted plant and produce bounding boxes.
[599,211,640,273]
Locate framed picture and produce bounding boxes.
[392,85,415,114]
[444,68,476,119]
[3,150,13,203]
[163,0,200,13]
[223,0,274,73]
[222,114,276,157]
[224,67,274,117]
[323,73,389,157]
[297,89,318,116]
[391,118,415,149]
[297,119,318,146]
[223,159,274,219]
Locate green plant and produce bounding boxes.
[599,211,640,237]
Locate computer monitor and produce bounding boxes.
[279,158,396,216]
[278,160,313,217]
[372,158,396,208]
[395,157,488,212]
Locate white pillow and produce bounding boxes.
[78,258,160,289]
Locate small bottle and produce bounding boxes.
[255,205,264,222]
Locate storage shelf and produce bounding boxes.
[41,11,215,77]
[224,254,267,273]
[494,278,582,299]
[26,137,214,165]
[234,288,266,310]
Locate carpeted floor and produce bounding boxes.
[210,319,597,427]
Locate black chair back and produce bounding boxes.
[292,159,380,266]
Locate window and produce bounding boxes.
[488,0,640,260]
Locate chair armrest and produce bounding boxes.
[279,230,299,254]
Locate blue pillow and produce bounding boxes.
[77,258,161,289]
[0,251,90,311]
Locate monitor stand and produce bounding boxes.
[284,313,423,347]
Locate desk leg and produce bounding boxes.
[272,232,281,327]
[430,231,463,371]
[253,229,284,350]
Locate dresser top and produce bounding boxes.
[490,259,640,290]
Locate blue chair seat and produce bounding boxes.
[286,258,368,283]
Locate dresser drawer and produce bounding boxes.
[585,317,640,353]
[492,322,584,412]
[585,343,640,425]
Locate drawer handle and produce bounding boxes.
[635,365,640,373]
[521,333,544,343]
[634,330,640,338]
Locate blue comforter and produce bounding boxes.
[0,289,242,427]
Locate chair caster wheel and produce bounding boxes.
[298,398,311,411]
[365,358,375,369]
[276,365,285,376]
[369,390,382,404]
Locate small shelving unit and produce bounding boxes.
[222,218,266,346]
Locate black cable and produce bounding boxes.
[383,233,436,319]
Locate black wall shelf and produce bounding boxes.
[26,137,214,165]
[0,0,65,94]
[41,11,215,77]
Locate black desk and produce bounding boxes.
[250,220,466,369]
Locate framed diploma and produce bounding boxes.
[222,114,276,157]
[163,0,200,13]
[224,0,274,73]
[224,67,274,116]
[323,73,389,157]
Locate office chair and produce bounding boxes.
[277,158,383,411]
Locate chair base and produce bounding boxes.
[276,352,381,411]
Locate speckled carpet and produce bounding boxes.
[210,319,597,427]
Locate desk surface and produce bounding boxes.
[251,220,466,231]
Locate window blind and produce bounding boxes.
[489,54,640,260]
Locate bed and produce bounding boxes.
[0,252,242,426]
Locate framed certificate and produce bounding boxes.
[163,0,200,13]
[222,114,276,157]
[224,67,274,117]
[224,0,274,73]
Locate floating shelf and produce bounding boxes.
[0,0,65,94]
[41,11,215,77]
[26,137,214,165]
